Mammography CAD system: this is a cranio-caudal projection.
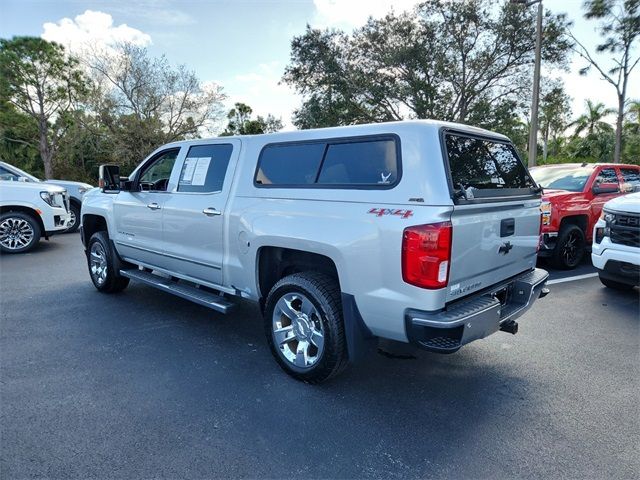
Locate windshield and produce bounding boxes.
[0,163,41,183]
[530,166,594,192]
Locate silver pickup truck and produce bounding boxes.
[81,120,549,382]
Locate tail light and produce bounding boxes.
[402,222,452,289]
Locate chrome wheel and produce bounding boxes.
[67,209,76,230]
[272,292,325,369]
[89,241,108,286]
[0,217,34,250]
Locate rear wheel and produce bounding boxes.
[550,224,585,269]
[0,212,41,254]
[65,203,80,233]
[87,231,129,293]
[598,274,635,291]
[264,272,348,383]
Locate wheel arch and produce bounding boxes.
[0,205,45,236]
[559,214,589,236]
[256,246,340,307]
[82,213,109,246]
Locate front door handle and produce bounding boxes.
[203,207,222,217]
[147,203,161,210]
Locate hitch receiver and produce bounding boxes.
[500,320,519,335]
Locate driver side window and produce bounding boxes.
[0,166,20,181]
[138,150,179,192]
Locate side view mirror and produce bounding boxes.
[99,164,121,193]
[592,182,619,195]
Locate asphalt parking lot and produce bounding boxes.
[1,233,638,479]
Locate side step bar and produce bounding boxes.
[120,269,236,314]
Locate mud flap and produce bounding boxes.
[341,293,377,363]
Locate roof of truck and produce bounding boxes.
[168,119,510,147]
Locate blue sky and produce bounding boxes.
[1,0,638,130]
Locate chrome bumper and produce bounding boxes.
[405,268,549,353]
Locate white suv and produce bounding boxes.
[0,180,71,253]
[592,192,640,290]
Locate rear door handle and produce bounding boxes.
[203,207,222,216]
[147,203,161,210]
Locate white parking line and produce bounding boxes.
[547,273,599,285]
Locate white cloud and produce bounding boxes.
[41,10,151,55]
[313,0,421,28]
[225,61,301,130]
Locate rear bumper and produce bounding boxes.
[405,268,549,353]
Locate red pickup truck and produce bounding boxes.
[529,163,640,269]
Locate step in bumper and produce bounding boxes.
[405,268,549,353]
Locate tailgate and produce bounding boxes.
[446,200,540,302]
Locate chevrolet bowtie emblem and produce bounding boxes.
[499,241,513,255]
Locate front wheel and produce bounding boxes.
[0,212,41,254]
[550,224,586,270]
[87,231,129,293]
[264,272,348,383]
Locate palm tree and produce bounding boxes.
[571,100,615,137]
[627,100,640,127]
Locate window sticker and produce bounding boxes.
[180,157,211,185]
[191,157,211,186]
[180,157,197,184]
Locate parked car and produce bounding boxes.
[592,191,640,290]
[0,161,93,233]
[529,163,640,269]
[0,179,71,253]
[81,120,549,383]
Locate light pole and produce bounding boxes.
[512,0,543,168]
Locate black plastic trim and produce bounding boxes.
[341,293,377,363]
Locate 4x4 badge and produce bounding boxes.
[499,241,513,255]
[368,208,413,219]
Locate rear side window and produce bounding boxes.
[255,143,325,185]
[318,140,397,185]
[621,168,640,190]
[178,144,233,193]
[444,133,534,200]
[255,136,400,188]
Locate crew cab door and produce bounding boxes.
[161,141,239,285]
[113,148,181,267]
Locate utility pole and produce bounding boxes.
[512,0,543,168]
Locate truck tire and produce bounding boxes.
[0,212,41,254]
[550,224,585,269]
[65,202,81,233]
[598,274,635,291]
[87,231,130,293]
[264,272,348,383]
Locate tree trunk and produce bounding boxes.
[38,117,53,179]
[614,94,624,163]
[543,124,549,163]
